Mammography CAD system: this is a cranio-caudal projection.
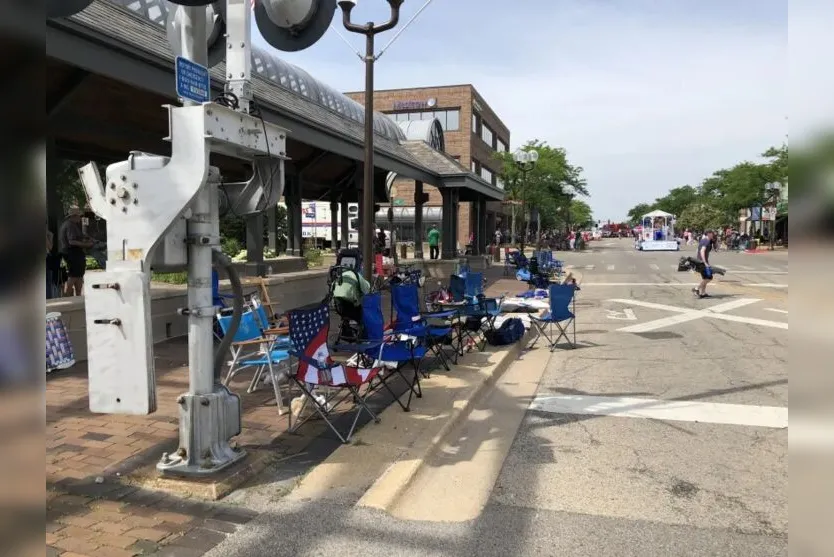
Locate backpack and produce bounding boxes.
[485,318,525,346]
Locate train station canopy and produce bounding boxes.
[47,0,504,202]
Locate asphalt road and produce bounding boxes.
[205,241,788,557]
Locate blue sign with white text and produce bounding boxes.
[175,56,210,104]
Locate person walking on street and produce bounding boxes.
[693,229,716,299]
[58,207,95,296]
[427,224,440,260]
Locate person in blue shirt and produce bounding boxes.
[693,230,715,298]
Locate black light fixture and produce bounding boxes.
[256,0,337,52]
[46,0,93,18]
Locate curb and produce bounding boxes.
[356,326,537,512]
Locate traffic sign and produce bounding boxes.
[175,56,210,104]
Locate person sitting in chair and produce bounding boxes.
[331,267,371,337]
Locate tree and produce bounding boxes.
[494,140,588,248]
[627,203,654,224]
[653,185,698,217]
[676,203,727,232]
[569,198,593,228]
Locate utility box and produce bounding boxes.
[85,271,156,415]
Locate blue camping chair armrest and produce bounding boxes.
[424,309,457,319]
[289,350,342,370]
[333,341,384,354]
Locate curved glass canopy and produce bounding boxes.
[110,0,406,141]
[397,119,445,152]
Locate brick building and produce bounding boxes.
[345,84,511,249]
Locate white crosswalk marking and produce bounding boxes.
[607,265,615,271]
[585,265,595,270]
[650,264,660,271]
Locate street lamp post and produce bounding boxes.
[764,182,782,251]
[513,148,538,251]
[563,184,575,247]
[339,0,403,282]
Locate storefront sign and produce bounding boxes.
[393,98,437,110]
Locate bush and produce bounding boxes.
[151,271,188,284]
[304,247,323,267]
[86,256,101,270]
[221,237,242,258]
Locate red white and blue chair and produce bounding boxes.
[530,284,578,350]
[286,301,383,443]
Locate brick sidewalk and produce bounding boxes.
[47,337,335,557]
[46,267,513,556]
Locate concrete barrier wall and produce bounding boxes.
[46,269,329,363]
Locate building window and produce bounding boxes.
[385,109,460,132]
[496,177,505,190]
[471,159,479,173]
[445,109,460,131]
[497,137,508,153]
[472,112,480,133]
[481,124,494,148]
[481,166,493,183]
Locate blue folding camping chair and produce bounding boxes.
[530,283,578,350]
[391,283,457,370]
[360,292,428,412]
[216,308,292,414]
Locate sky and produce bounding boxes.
[251,0,790,221]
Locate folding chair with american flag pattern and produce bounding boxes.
[286,301,383,443]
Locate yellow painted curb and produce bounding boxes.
[355,326,536,512]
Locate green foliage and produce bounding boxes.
[85,256,101,271]
[627,144,789,229]
[493,140,589,240]
[676,203,727,232]
[569,199,594,228]
[221,237,242,258]
[304,247,323,267]
[151,271,188,285]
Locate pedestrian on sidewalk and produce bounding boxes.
[693,230,715,299]
[427,224,440,260]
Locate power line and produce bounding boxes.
[376,0,435,60]
[329,24,364,60]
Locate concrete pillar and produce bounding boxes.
[477,196,488,256]
[330,198,338,250]
[285,175,303,257]
[340,199,349,250]
[441,189,458,260]
[414,180,424,259]
[267,205,276,252]
[245,213,265,276]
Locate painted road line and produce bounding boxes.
[728,271,788,275]
[529,395,788,429]
[650,263,660,271]
[606,265,615,271]
[765,308,788,314]
[581,282,787,288]
[765,266,784,271]
[608,298,789,331]
[737,265,754,271]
